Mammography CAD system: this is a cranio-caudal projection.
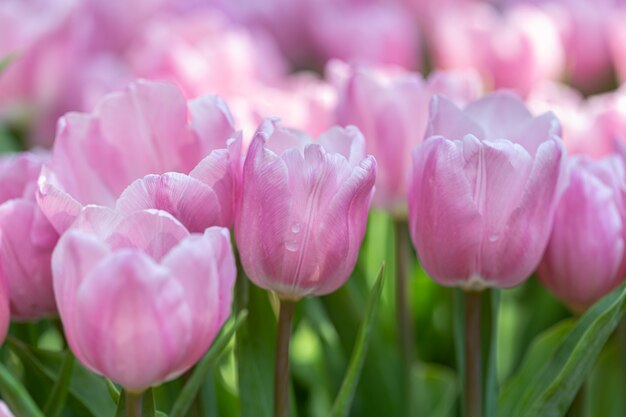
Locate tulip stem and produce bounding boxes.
[464,291,482,417]
[394,219,416,414]
[275,299,297,417]
[125,391,143,417]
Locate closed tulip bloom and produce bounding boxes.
[52,207,236,392]
[235,119,376,299]
[37,80,238,233]
[0,152,58,319]
[538,156,626,311]
[409,92,566,289]
[334,62,482,215]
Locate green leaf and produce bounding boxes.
[0,362,45,417]
[7,337,116,417]
[329,264,385,417]
[497,282,626,417]
[143,388,157,417]
[169,310,247,417]
[236,277,277,417]
[43,350,75,417]
[413,364,458,417]
[586,339,626,417]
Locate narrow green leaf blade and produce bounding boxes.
[7,337,116,417]
[43,350,75,417]
[142,388,156,417]
[498,282,626,417]
[329,264,385,417]
[413,364,457,417]
[169,310,247,417]
[0,362,45,417]
[236,279,277,417]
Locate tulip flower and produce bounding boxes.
[235,119,375,417]
[52,206,236,392]
[0,401,14,417]
[235,119,376,299]
[538,155,626,311]
[0,152,58,320]
[409,91,566,289]
[334,62,482,215]
[37,80,238,233]
[430,2,564,96]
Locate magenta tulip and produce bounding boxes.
[235,119,376,299]
[408,91,566,289]
[37,80,238,233]
[538,156,626,311]
[52,207,236,391]
[0,152,58,320]
[334,62,482,215]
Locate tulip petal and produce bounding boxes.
[316,126,366,167]
[37,165,86,233]
[106,210,189,261]
[162,227,236,370]
[52,230,110,367]
[116,173,223,232]
[465,91,534,140]
[188,95,236,154]
[426,96,485,141]
[0,200,57,319]
[73,251,192,391]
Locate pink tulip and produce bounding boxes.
[52,206,236,391]
[308,1,420,70]
[610,9,626,84]
[430,2,564,96]
[538,155,626,311]
[408,91,566,289]
[334,62,482,215]
[128,12,287,99]
[0,152,58,320]
[235,119,376,299]
[37,80,238,233]
[0,401,14,417]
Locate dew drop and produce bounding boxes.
[291,223,301,233]
[488,234,499,242]
[285,240,299,252]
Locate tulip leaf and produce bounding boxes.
[497,282,626,417]
[329,264,385,417]
[0,362,45,417]
[43,350,75,417]
[413,364,458,417]
[586,338,626,417]
[235,278,277,417]
[7,337,116,417]
[169,310,247,417]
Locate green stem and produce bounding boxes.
[465,291,482,417]
[274,299,297,417]
[125,391,143,417]
[394,220,416,415]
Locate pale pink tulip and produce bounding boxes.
[235,119,376,299]
[53,207,235,391]
[0,152,58,319]
[308,1,420,70]
[409,92,566,289]
[128,12,287,99]
[334,62,482,215]
[430,2,564,96]
[538,155,626,311]
[37,80,238,233]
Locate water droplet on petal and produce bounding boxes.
[489,234,498,242]
[285,240,299,252]
[291,223,301,233]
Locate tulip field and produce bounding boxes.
[2,0,626,416]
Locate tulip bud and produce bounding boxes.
[408,91,566,289]
[52,207,236,392]
[235,119,376,299]
[538,155,626,311]
[0,152,58,320]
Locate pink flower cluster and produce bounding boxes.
[1,0,626,400]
